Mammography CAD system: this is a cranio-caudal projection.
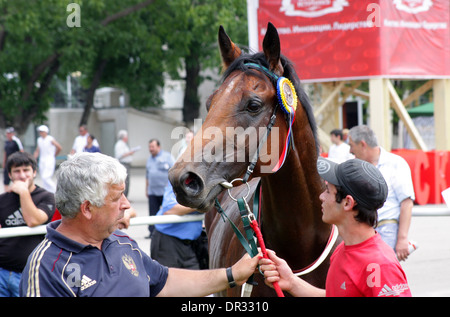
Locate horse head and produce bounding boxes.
[169,23,314,212]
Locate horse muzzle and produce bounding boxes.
[169,164,225,212]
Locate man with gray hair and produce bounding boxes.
[348,125,415,261]
[19,153,259,297]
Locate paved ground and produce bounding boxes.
[400,210,450,296]
[34,167,450,297]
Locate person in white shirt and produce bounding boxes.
[114,130,137,197]
[33,125,62,193]
[3,127,24,192]
[70,124,99,155]
[328,129,354,163]
[348,125,415,261]
[176,130,194,159]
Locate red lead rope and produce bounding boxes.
[249,219,285,297]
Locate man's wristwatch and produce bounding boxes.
[226,267,236,288]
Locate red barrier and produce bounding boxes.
[392,150,450,205]
[428,151,449,204]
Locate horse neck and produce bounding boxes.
[260,147,323,229]
[259,115,330,262]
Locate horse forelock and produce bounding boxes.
[221,52,320,154]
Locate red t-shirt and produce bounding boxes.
[326,233,411,297]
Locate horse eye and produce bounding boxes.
[246,101,262,113]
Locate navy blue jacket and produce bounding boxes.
[20,221,168,297]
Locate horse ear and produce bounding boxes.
[218,25,242,70]
[262,22,284,77]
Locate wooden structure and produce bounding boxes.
[312,78,450,152]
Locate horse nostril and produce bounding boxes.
[181,172,204,195]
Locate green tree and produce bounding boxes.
[0,0,248,133]
[70,0,164,125]
[152,0,248,125]
[0,0,67,133]
[0,0,159,133]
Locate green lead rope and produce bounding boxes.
[214,181,263,289]
[214,197,259,258]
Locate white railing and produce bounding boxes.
[0,206,449,239]
[0,214,205,238]
[412,207,450,217]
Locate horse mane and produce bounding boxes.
[222,51,320,154]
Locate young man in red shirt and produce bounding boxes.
[259,157,411,297]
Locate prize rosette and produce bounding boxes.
[277,77,298,115]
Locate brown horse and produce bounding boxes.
[169,23,335,296]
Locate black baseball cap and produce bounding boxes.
[317,157,388,210]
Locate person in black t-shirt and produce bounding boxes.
[0,152,55,297]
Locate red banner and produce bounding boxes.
[257,0,450,82]
[392,149,450,205]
